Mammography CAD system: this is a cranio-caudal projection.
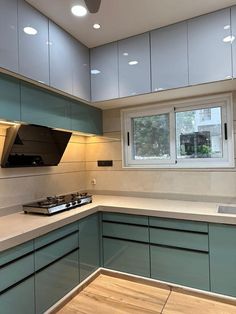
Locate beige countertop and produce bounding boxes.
[1,194,236,252]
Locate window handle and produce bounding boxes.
[127,132,130,146]
[224,123,228,140]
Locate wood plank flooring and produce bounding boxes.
[57,275,236,314]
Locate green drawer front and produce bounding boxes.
[103,237,150,277]
[35,222,78,249]
[0,254,34,292]
[150,228,208,251]
[103,222,149,243]
[35,250,79,314]
[0,241,34,267]
[35,232,79,271]
[149,217,208,233]
[150,245,209,290]
[102,212,148,225]
[0,276,35,314]
[209,223,236,297]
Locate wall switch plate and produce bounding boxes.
[97,160,113,167]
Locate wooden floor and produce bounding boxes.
[57,275,236,314]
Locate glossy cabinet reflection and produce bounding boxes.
[21,82,71,130]
[231,6,236,78]
[118,33,151,97]
[71,38,90,101]
[0,0,18,72]
[90,42,119,101]
[0,73,20,121]
[151,22,188,91]
[49,21,73,94]
[18,0,49,84]
[188,8,232,85]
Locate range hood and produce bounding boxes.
[1,124,72,168]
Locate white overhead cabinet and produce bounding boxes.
[118,33,151,97]
[18,0,49,84]
[0,0,18,72]
[71,38,90,101]
[231,6,236,78]
[90,42,119,101]
[49,21,73,94]
[150,22,188,91]
[188,9,232,85]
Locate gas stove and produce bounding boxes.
[23,192,92,215]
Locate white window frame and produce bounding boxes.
[121,93,234,169]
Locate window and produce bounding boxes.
[122,94,234,168]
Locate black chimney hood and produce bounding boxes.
[1,124,72,168]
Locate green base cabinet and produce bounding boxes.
[150,245,210,290]
[35,250,79,314]
[0,277,35,314]
[209,223,236,297]
[103,237,150,277]
[79,213,100,282]
[0,73,20,121]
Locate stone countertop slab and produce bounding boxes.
[1,195,236,252]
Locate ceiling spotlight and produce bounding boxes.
[23,26,37,35]
[223,35,235,43]
[128,60,138,65]
[93,23,101,29]
[71,5,87,17]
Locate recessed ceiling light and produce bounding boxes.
[23,26,37,35]
[93,23,101,29]
[71,5,87,17]
[128,60,138,65]
[91,69,101,74]
[123,52,129,56]
[224,25,230,30]
[223,35,235,43]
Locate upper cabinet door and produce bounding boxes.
[0,0,18,72]
[231,6,236,78]
[90,42,119,102]
[18,0,49,85]
[188,9,232,85]
[151,22,188,91]
[118,33,151,97]
[49,21,73,94]
[71,38,90,101]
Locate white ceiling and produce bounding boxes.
[26,0,236,48]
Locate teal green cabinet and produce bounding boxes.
[149,217,208,232]
[150,245,210,290]
[0,73,20,121]
[0,277,35,314]
[79,213,100,281]
[103,212,148,225]
[103,237,150,277]
[35,250,79,314]
[209,223,236,297]
[21,82,71,130]
[70,101,102,135]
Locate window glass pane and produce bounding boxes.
[176,107,222,159]
[132,113,170,160]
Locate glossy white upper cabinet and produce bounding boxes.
[118,33,151,97]
[71,38,90,101]
[0,0,18,72]
[231,6,236,78]
[151,22,188,91]
[188,9,232,85]
[18,0,49,84]
[90,42,119,102]
[49,21,73,94]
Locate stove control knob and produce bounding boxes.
[66,203,71,208]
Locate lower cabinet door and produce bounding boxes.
[35,250,79,314]
[103,238,150,277]
[0,276,35,314]
[150,245,210,290]
[79,214,100,282]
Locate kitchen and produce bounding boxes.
[1,0,236,313]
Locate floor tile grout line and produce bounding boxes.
[160,287,172,314]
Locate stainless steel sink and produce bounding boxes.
[218,205,236,214]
